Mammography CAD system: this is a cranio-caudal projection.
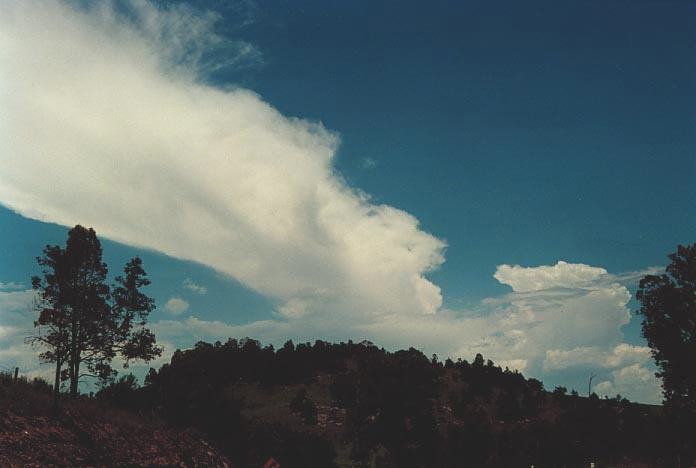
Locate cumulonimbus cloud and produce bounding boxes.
[0,1,663,404]
[0,0,445,318]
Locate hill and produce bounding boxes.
[123,339,670,467]
[1,339,675,467]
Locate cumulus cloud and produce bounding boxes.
[143,262,662,403]
[0,0,445,320]
[543,344,652,371]
[183,278,207,295]
[2,260,661,402]
[0,281,25,290]
[594,364,663,404]
[164,297,189,315]
[0,288,48,375]
[494,261,608,292]
[144,265,660,403]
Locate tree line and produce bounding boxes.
[110,337,669,467]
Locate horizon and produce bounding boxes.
[1,0,695,404]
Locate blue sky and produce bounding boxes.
[0,0,694,403]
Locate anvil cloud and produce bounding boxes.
[0,0,445,319]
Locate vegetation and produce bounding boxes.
[28,225,161,413]
[105,338,667,467]
[13,231,696,466]
[0,370,230,466]
[636,243,696,463]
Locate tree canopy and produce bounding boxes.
[636,244,696,408]
[29,225,161,410]
[636,243,696,462]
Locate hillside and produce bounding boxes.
[0,339,674,467]
[0,374,231,467]
[123,339,670,467]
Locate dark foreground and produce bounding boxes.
[0,339,686,467]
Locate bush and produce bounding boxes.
[290,387,318,425]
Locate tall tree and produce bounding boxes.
[636,243,696,462]
[29,244,70,414]
[29,225,162,406]
[636,244,696,407]
[62,225,112,397]
[109,257,161,379]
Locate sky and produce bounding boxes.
[1,0,694,403]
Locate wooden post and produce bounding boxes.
[12,367,18,383]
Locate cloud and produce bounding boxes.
[183,278,207,295]
[164,297,189,315]
[0,1,663,404]
[361,157,377,169]
[0,260,658,403]
[543,343,652,371]
[494,261,608,292]
[0,288,47,375]
[0,0,445,321]
[594,364,663,404]
[0,281,25,291]
[0,289,36,315]
[147,262,663,403]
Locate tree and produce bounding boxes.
[29,225,161,410]
[636,244,696,407]
[636,244,696,462]
[62,225,112,397]
[29,244,71,413]
[110,257,161,377]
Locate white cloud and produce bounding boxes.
[543,343,652,371]
[494,261,607,292]
[277,298,310,319]
[0,288,46,376]
[0,1,664,404]
[594,364,663,404]
[497,359,528,372]
[183,278,207,295]
[0,260,659,403]
[0,0,445,320]
[0,281,25,290]
[164,297,189,315]
[0,289,36,316]
[148,262,662,402]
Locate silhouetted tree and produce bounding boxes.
[96,372,140,408]
[28,225,161,407]
[109,257,161,380]
[28,243,70,413]
[636,243,696,462]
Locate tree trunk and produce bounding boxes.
[69,311,79,398]
[52,359,61,417]
[69,358,80,398]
